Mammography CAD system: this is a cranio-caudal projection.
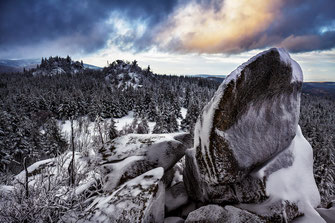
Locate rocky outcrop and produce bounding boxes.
[184,48,321,222]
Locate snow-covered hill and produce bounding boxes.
[104,60,153,89]
[0,58,100,74]
[32,56,85,76]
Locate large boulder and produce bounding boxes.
[165,182,189,213]
[85,167,165,223]
[316,203,335,223]
[184,48,321,221]
[100,132,191,191]
[185,204,265,223]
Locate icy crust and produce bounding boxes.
[86,167,165,223]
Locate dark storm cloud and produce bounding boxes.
[0,0,178,58]
[267,0,335,52]
[0,0,334,58]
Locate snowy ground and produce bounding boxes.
[59,108,188,144]
[113,111,156,133]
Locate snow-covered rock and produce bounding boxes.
[249,126,322,222]
[239,199,303,222]
[85,167,165,223]
[185,204,265,223]
[165,182,189,212]
[183,48,321,221]
[100,133,191,168]
[99,132,191,191]
[164,216,185,223]
[316,203,335,223]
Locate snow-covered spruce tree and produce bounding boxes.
[153,110,179,134]
[137,118,149,134]
[181,101,200,132]
[41,117,67,156]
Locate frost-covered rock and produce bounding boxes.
[100,132,191,191]
[185,204,265,223]
[184,48,321,221]
[85,167,165,223]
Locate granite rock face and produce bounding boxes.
[184,48,321,222]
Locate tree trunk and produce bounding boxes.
[70,118,75,186]
[23,157,29,198]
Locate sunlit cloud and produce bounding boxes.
[155,0,283,53]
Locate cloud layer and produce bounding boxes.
[0,0,334,58]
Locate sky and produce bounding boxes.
[0,0,334,81]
